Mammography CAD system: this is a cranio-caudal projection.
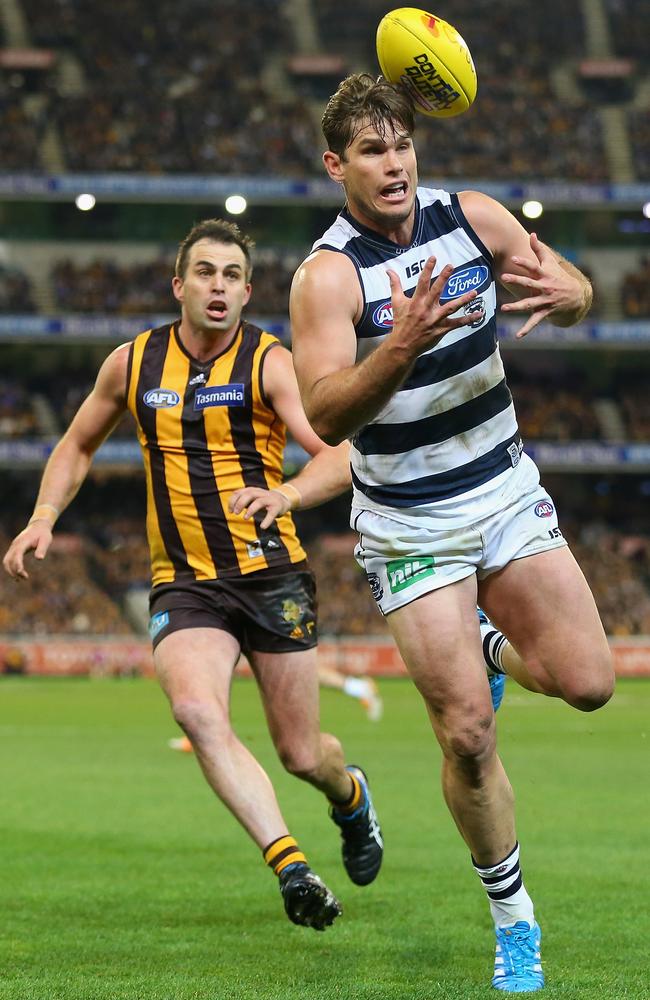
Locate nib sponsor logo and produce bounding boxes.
[386,557,436,594]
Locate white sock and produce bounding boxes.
[473,842,535,928]
[343,677,370,700]
[479,620,508,676]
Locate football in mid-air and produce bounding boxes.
[376,7,477,118]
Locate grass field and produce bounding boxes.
[0,675,648,1000]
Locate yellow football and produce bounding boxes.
[376,7,477,118]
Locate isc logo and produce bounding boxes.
[143,388,181,408]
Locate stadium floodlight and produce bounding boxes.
[642,202,650,220]
[75,193,96,211]
[522,200,543,220]
[225,194,247,215]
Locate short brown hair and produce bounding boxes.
[175,218,254,279]
[322,73,416,157]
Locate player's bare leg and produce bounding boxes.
[479,546,614,711]
[387,578,518,864]
[253,648,383,886]
[155,627,341,929]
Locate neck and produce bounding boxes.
[177,318,240,363]
[347,201,416,247]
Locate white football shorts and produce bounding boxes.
[353,483,567,616]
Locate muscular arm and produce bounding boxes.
[290,249,480,444]
[460,190,592,337]
[229,345,352,528]
[3,344,130,579]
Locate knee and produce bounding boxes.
[443,712,496,775]
[562,669,615,713]
[171,696,225,740]
[276,742,320,782]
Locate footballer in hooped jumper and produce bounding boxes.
[289,5,614,995]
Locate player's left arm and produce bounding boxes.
[459,190,592,339]
[229,344,351,528]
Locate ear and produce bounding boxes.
[242,283,252,307]
[323,150,344,184]
[171,275,183,304]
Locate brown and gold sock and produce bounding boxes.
[263,835,307,877]
[328,771,363,816]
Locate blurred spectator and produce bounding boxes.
[621,256,650,318]
[0,380,40,437]
[0,264,36,313]
[0,88,44,172]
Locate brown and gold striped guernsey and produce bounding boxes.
[126,321,307,586]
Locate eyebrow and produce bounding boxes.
[193,259,244,271]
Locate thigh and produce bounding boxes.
[250,647,321,753]
[479,545,612,690]
[386,574,493,721]
[154,627,241,709]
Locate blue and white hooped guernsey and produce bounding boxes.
[309,187,539,524]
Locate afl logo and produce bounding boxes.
[534,501,554,518]
[143,388,181,408]
[372,300,394,328]
[440,265,490,303]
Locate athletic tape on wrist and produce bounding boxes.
[28,503,59,528]
[272,483,302,511]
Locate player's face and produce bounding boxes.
[325,120,418,236]
[172,239,251,335]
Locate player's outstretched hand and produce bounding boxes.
[2,522,54,581]
[500,232,587,339]
[386,255,484,359]
[229,487,293,530]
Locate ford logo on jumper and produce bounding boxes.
[440,265,489,302]
[194,384,245,409]
[143,388,181,408]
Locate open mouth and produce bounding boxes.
[380,181,407,201]
[207,299,227,319]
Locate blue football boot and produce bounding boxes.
[492,920,544,992]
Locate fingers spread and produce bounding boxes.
[514,307,552,339]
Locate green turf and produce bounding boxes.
[0,676,648,999]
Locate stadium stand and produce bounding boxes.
[0,0,649,655]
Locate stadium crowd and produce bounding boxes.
[5,357,646,443]
[1,251,647,319]
[1,507,650,640]
[0,0,639,182]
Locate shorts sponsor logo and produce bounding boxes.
[440,265,490,303]
[148,611,169,637]
[386,557,436,594]
[143,388,181,408]
[372,301,393,328]
[194,384,245,409]
[535,501,554,518]
[367,572,384,602]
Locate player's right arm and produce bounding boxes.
[290,250,481,445]
[3,344,130,580]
